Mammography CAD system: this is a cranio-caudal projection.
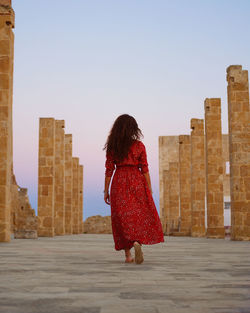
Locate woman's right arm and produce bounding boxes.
[104,153,115,204]
[104,176,111,205]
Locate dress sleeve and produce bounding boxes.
[105,153,115,177]
[138,142,149,174]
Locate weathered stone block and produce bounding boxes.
[14,230,37,239]
[83,215,112,234]
[0,0,12,5]
[11,184,38,239]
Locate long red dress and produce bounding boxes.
[105,140,164,251]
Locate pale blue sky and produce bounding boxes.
[12,0,250,219]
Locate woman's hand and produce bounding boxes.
[104,191,110,205]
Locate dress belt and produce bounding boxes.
[116,164,138,168]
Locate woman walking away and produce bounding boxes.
[103,114,164,264]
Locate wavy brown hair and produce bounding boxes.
[104,114,143,162]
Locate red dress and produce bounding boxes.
[105,140,164,251]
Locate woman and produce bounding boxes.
[104,114,164,264]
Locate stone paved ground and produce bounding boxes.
[0,234,250,313]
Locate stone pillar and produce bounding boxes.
[38,118,55,237]
[64,134,72,234]
[0,2,14,242]
[78,165,84,234]
[227,65,250,241]
[72,157,79,234]
[204,98,225,238]
[179,135,191,235]
[222,134,230,200]
[169,162,180,233]
[54,120,65,235]
[158,136,179,218]
[190,119,206,237]
[162,170,169,234]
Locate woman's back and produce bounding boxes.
[105,140,149,177]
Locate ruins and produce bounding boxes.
[0,1,84,242]
[159,67,250,241]
[0,0,249,242]
[38,118,84,237]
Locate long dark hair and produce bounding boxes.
[104,114,143,162]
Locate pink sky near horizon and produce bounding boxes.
[11,0,250,220]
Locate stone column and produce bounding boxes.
[162,170,169,234]
[169,162,180,233]
[0,1,14,242]
[204,98,225,238]
[179,135,191,235]
[38,118,55,237]
[64,134,72,234]
[72,157,79,234]
[227,65,250,241]
[190,119,206,237]
[54,120,65,235]
[158,136,179,218]
[78,165,84,234]
[222,134,230,200]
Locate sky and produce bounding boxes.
[12,0,250,220]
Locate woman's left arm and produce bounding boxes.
[143,172,153,194]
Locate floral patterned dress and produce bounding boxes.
[105,140,164,251]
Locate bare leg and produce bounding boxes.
[125,248,134,263]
